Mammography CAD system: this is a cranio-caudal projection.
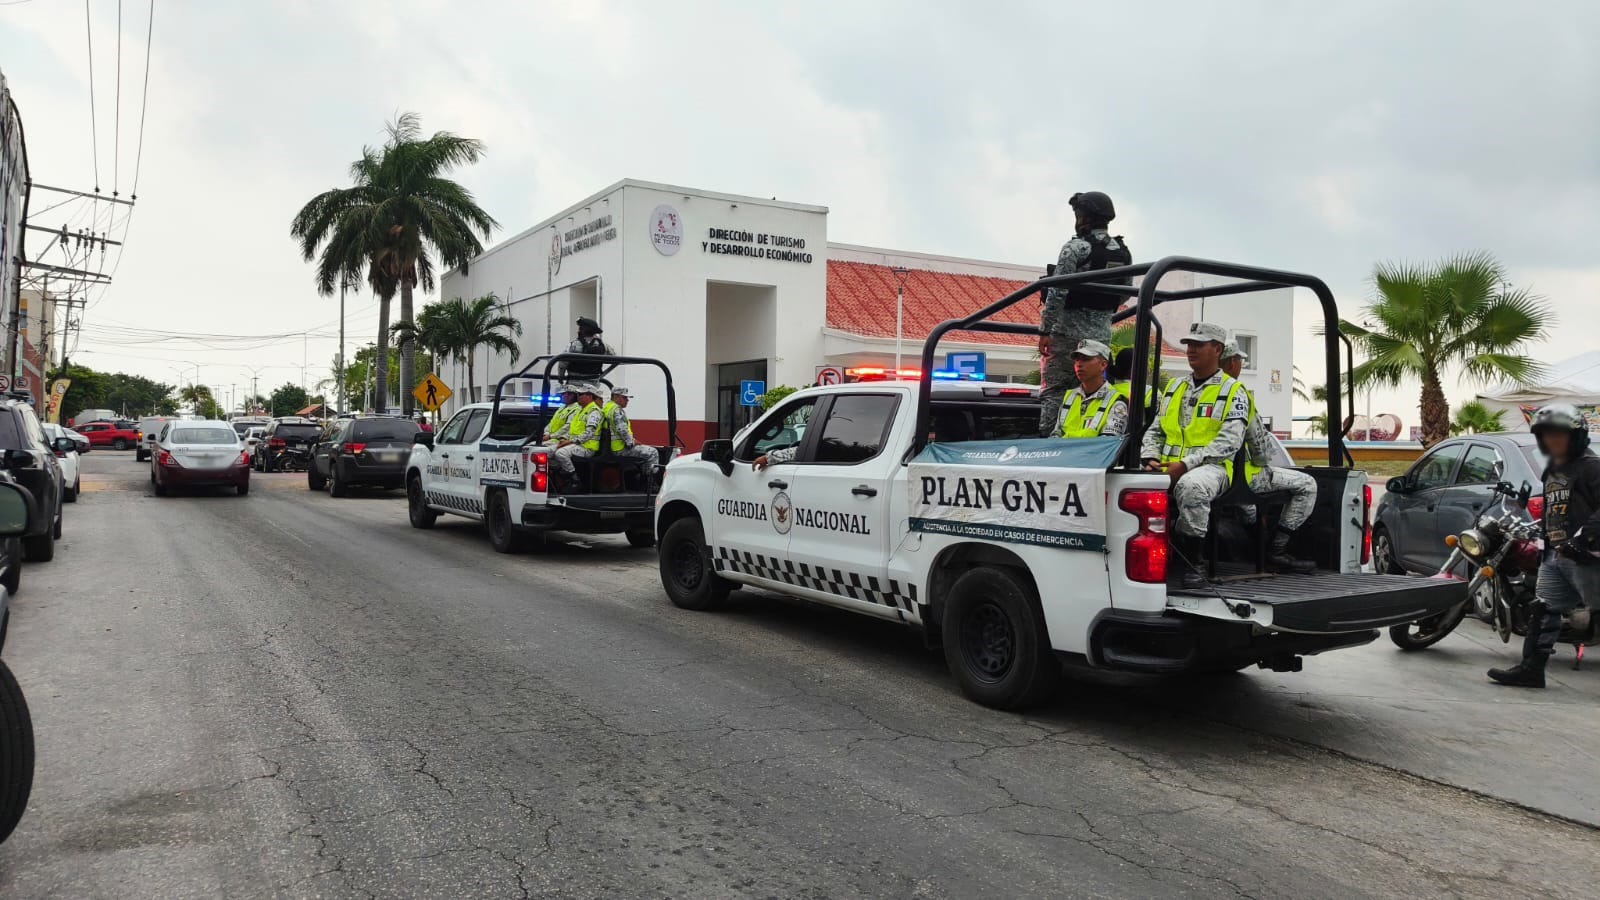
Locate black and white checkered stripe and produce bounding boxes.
[712,547,919,612]
[426,489,483,516]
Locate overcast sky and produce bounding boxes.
[3,0,1597,425]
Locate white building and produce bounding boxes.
[442,179,1294,445]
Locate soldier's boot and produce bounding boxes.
[1488,652,1549,688]
[1170,533,1209,591]
[1267,528,1316,574]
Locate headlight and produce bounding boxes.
[1457,529,1487,558]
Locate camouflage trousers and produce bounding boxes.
[1171,464,1232,538]
[550,444,596,480]
[1239,467,1318,532]
[1038,310,1113,435]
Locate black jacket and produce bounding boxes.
[1541,450,1600,549]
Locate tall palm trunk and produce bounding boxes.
[399,277,416,416]
[1419,364,1449,448]
[374,293,392,413]
[466,343,476,405]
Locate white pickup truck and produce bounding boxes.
[654,256,1467,709]
[404,354,677,552]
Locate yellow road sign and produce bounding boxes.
[414,373,452,411]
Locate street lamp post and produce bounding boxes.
[892,267,910,377]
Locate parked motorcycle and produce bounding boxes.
[1389,481,1598,667]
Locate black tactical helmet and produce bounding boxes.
[1069,191,1116,220]
[1531,402,1591,454]
[576,316,603,335]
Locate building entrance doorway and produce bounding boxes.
[716,360,768,439]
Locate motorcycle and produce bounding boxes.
[1389,480,1598,667]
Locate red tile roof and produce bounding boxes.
[825,260,1038,346]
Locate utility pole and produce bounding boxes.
[338,279,347,415]
[892,267,910,377]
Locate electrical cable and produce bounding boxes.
[84,0,100,191]
[129,0,154,198]
[113,0,122,196]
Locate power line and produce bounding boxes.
[84,0,100,191]
[130,0,154,197]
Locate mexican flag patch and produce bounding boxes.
[1197,402,1216,417]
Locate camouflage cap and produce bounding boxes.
[1181,322,1229,346]
[610,386,632,398]
[1071,339,1112,361]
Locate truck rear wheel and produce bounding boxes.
[626,528,656,548]
[659,518,730,610]
[485,490,527,553]
[941,567,1058,710]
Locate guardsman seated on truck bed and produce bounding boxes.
[601,387,661,473]
[1139,322,1252,587]
[1056,339,1129,439]
[551,383,604,492]
[1222,342,1317,573]
[542,384,581,443]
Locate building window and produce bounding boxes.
[1233,333,1258,372]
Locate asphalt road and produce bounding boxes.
[0,450,1597,899]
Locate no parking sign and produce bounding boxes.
[815,366,844,386]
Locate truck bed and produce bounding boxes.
[1172,571,1466,633]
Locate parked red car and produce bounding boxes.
[74,420,142,450]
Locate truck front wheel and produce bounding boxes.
[659,518,730,610]
[407,475,437,529]
[941,567,1059,710]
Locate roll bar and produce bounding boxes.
[915,255,1346,468]
[490,353,678,446]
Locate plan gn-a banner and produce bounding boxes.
[907,437,1120,552]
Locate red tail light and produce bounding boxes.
[1361,482,1373,566]
[525,448,549,493]
[1120,489,1169,583]
[236,451,251,466]
[157,450,177,467]
[1526,495,1544,521]
[344,442,367,455]
[269,437,286,448]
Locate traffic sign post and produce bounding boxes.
[414,373,453,412]
[739,380,766,407]
[814,366,844,386]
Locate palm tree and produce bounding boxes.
[291,113,497,414]
[1450,400,1507,435]
[390,301,459,380]
[1339,252,1553,447]
[439,293,522,401]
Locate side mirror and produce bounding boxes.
[414,431,434,449]
[0,481,31,537]
[4,449,38,470]
[1517,482,1533,507]
[701,439,735,476]
[52,436,76,453]
[1385,476,1409,494]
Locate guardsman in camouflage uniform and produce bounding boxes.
[1140,323,1249,587]
[1222,343,1317,572]
[562,317,616,382]
[541,384,581,443]
[602,387,661,471]
[1055,339,1130,438]
[551,383,605,492]
[1038,190,1133,435]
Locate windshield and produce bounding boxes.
[352,419,420,442]
[274,425,322,439]
[172,427,238,445]
[488,414,544,441]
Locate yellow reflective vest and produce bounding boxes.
[1059,382,1130,438]
[1156,376,1258,482]
[545,402,578,439]
[567,401,602,451]
[601,401,633,451]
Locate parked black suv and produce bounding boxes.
[0,396,64,563]
[308,416,418,496]
[255,417,321,472]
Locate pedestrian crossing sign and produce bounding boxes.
[414,373,452,411]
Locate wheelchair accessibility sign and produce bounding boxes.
[739,380,766,407]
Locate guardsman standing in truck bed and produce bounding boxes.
[1038,191,1132,436]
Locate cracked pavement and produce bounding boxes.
[0,453,1596,898]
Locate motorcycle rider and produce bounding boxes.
[1489,403,1600,688]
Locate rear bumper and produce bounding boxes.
[1171,572,1468,633]
[520,495,654,534]
[1088,610,1378,673]
[334,457,405,486]
[158,464,250,487]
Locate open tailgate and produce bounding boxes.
[1171,573,1467,633]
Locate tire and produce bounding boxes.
[21,532,53,564]
[52,510,61,540]
[307,463,326,492]
[485,490,526,553]
[112,438,128,451]
[1388,601,1469,650]
[1,539,20,596]
[626,528,656,548]
[941,566,1059,710]
[328,465,348,498]
[407,475,437,529]
[153,472,168,497]
[1372,527,1404,575]
[63,477,78,503]
[0,659,35,844]
[658,517,731,611]
[135,450,148,462]
[237,482,250,496]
